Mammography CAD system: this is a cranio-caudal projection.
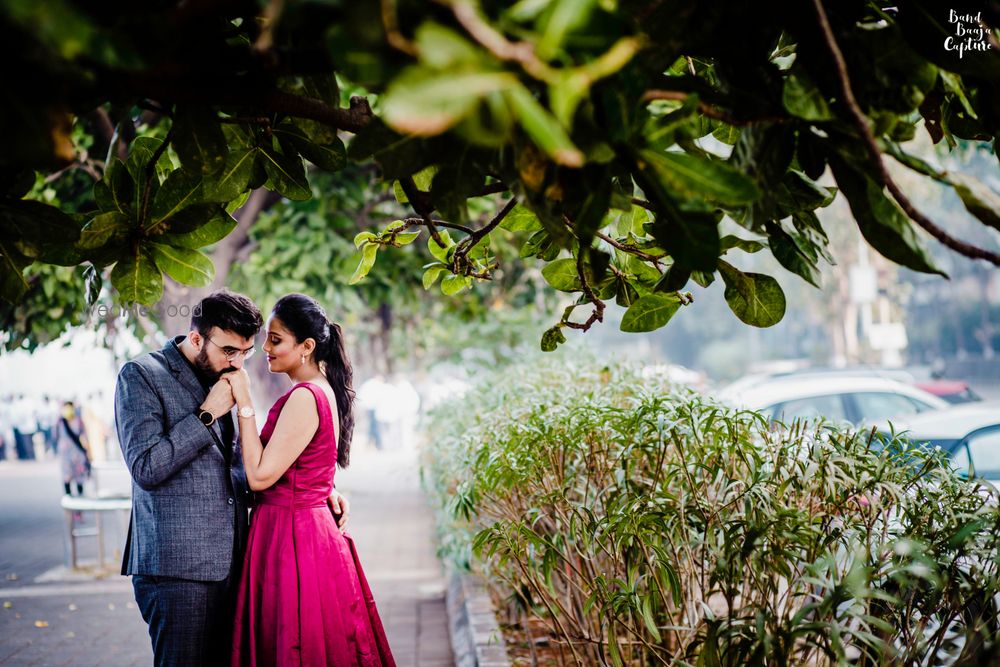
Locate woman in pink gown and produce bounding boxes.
[226,293,395,666]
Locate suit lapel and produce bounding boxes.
[162,336,227,449]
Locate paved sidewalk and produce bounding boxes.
[0,449,453,666]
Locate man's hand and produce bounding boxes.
[327,489,350,533]
[200,380,236,419]
[221,369,252,407]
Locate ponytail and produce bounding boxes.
[322,321,355,467]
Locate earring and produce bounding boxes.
[301,355,305,365]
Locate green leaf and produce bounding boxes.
[0,200,82,266]
[159,209,238,249]
[540,325,567,352]
[301,73,340,107]
[124,137,162,184]
[154,204,218,235]
[779,170,837,213]
[147,169,203,231]
[414,22,483,69]
[712,123,741,145]
[719,260,786,327]
[225,191,250,215]
[354,231,377,248]
[83,264,102,306]
[948,172,1000,231]
[274,122,346,172]
[422,264,447,289]
[202,147,255,203]
[428,230,455,264]
[537,0,598,60]
[382,67,516,137]
[111,248,163,304]
[501,204,543,232]
[782,71,834,121]
[620,293,681,332]
[79,212,130,250]
[766,221,821,287]
[149,242,215,287]
[0,200,82,252]
[828,155,944,275]
[347,118,428,181]
[0,238,30,303]
[348,242,378,284]
[692,270,715,287]
[642,150,761,206]
[393,231,421,246]
[100,158,134,213]
[720,235,765,254]
[260,145,311,201]
[440,273,467,295]
[504,84,584,167]
[172,108,229,175]
[541,258,582,292]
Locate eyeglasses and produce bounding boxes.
[205,337,256,361]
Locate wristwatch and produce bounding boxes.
[198,410,216,427]
[238,405,255,419]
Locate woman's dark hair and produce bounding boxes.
[191,290,263,339]
[272,293,354,467]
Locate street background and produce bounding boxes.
[0,447,454,667]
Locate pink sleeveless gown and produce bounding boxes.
[231,382,395,666]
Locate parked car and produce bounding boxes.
[717,373,950,426]
[879,402,1000,487]
[913,379,982,405]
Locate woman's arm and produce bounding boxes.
[227,372,319,491]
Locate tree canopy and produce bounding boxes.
[1,0,998,351]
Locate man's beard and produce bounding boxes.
[194,345,235,383]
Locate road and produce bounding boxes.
[0,450,454,666]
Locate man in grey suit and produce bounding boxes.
[115,290,348,665]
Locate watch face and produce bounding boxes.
[240,406,254,418]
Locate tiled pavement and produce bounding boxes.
[0,449,453,666]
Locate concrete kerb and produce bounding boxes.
[446,568,511,667]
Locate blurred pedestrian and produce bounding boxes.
[56,401,90,496]
[37,394,58,456]
[357,375,390,450]
[11,394,37,460]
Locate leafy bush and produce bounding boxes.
[423,359,1000,665]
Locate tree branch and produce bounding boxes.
[261,92,373,134]
[474,181,511,197]
[399,176,446,248]
[641,90,791,126]
[122,74,374,134]
[399,217,475,235]
[381,0,418,56]
[453,197,517,274]
[450,2,557,81]
[811,0,1000,266]
[562,251,605,331]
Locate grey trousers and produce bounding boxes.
[132,574,236,666]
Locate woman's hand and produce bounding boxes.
[222,368,252,407]
[327,489,350,533]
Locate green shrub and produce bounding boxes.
[423,358,1000,665]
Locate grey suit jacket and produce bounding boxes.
[115,336,250,581]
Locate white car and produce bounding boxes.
[881,402,1000,486]
[717,374,950,426]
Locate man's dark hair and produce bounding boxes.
[190,290,263,339]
